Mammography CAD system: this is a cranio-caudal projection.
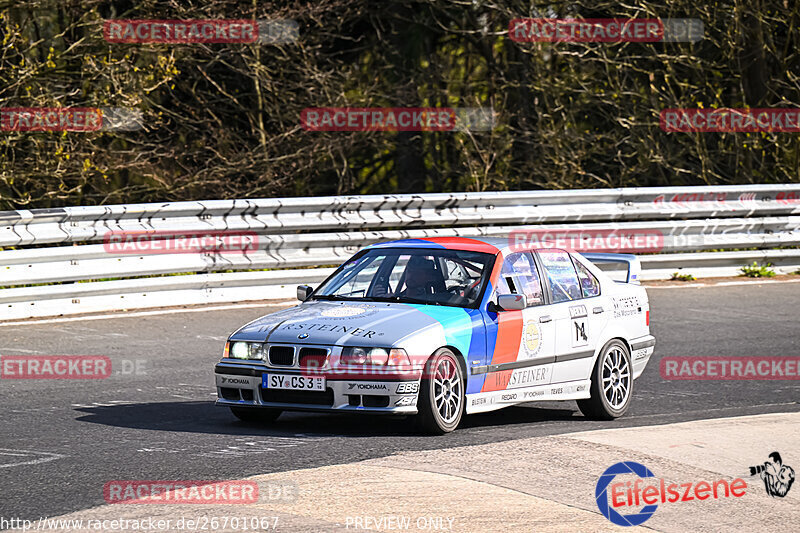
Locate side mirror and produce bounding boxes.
[297,285,313,301]
[497,293,526,311]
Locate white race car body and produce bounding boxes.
[215,237,654,420]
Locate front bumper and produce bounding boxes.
[214,362,420,415]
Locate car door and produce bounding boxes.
[535,250,605,384]
[572,254,609,367]
[477,251,555,398]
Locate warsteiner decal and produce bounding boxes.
[281,323,379,338]
[506,366,549,389]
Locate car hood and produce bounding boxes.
[231,300,474,349]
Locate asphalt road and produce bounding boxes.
[1,282,799,521]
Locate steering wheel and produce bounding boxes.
[460,279,481,300]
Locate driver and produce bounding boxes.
[397,256,439,298]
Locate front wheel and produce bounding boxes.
[577,339,633,420]
[416,348,465,434]
[229,406,282,424]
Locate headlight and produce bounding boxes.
[228,341,264,360]
[230,341,249,359]
[340,347,409,366]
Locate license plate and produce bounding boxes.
[262,374,326,391]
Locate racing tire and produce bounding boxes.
[229,406,282,423]
[416,348,465,435]
[577,339,633,420]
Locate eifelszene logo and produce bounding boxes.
[596,461,747,526]
[596,462,658,526]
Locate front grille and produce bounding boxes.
[299,347,328,369]
[260,387,334,406]
[269,346,295,366]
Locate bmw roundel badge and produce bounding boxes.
[298,333,309,339]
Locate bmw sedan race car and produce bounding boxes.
[214,237,655,434]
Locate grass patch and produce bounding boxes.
[670,272,697,282]
[739,262,776,278]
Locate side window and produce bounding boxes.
[496,252,544,306]
[538,251,582,303]
[574,259,600,298]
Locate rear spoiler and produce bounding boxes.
[581,253,642,284]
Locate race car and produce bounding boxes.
[214,237,655,434]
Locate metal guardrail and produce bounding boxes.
[1,184,800,320]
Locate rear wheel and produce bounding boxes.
[229,406,282,423]
[577,340,632,420]
[417,348,464,434]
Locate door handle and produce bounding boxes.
[539,315,552,323]
[593,306,604,314]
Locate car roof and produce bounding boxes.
[365,236,566,256]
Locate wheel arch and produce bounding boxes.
[596,336,633,364]
[440,345,468,378]
[594,322,633,359]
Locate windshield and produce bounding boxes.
[313,247,494,308]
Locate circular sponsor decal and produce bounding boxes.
[523,322,542,356]
[320,306,368,318]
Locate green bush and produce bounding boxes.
[670,272,697,281]
[739,262,776,278]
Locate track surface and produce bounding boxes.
[1,282,799,521]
